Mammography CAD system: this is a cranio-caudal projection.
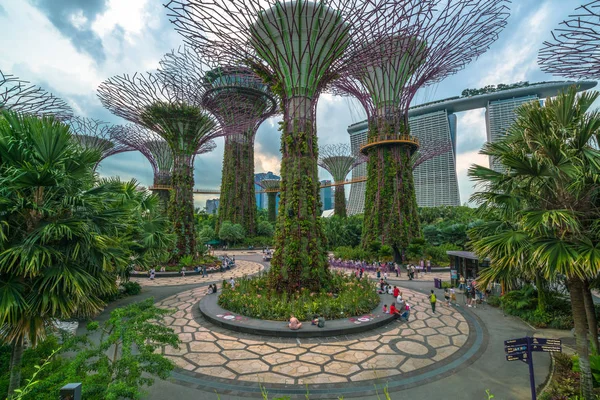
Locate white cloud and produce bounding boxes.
[69,10,88,30]
[92,0,150,41]
[455,150,490,205]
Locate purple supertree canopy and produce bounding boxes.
[333,0,510,126]
[159,47,278,139]
[165,0,421,103]
[412,136,452,170]
[97,67,222,161]
[539,1,600,79]
[0,69,73,120]
[318,143,364,182]
[112,123,216,182]
[68,117,133,165]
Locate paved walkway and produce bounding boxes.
[155,286,474,394]
[131,260,264,287]
[86,254,550,399]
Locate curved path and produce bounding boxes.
[131,260,264,287]
[154,267,485,397]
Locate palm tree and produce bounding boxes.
[0,111,137,395]
[468,87,600,399]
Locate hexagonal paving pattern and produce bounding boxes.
[154,283,473,386]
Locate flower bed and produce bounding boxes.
[218,271,380,321]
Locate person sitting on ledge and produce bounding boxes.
[317,314,325,328]
[207,284,214,294]
[288,314,302,330]
[212,284,218,294]
[390,303,400,317]
[382,304,389,314]
[311,315,319,325]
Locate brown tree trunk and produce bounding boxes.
[333,185,346,218]
[569,276,594,400]
[583,279,599,354]
[8,338,24,396]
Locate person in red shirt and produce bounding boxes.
[390,303,400,317]
[393,286,400,298]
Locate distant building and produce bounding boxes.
[254,171,280,213]
[347,80,597,214]
[485,96,541,171]
[206,198,220,215]
[320,180,333,211]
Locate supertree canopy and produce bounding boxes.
[332,0,509,262]
[166,0,411,291]
[161,47,278,235]
[112,123,216,210]
[68,117,133,170]
[258,178,281,223]
[318,143,364,218]
[1,69,73,120]
[538,1,600,79]
[97,63,222,260]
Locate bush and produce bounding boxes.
[121,281,141,296]
[441,281,453,289]
[499,285,574,329]
[218,272,380,321]
[256,221,274,237]
[487,295,501,307]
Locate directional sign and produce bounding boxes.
[504,338,528,346]
[531,344,562,353]
[530,338,561,346]
[505,345,528,354]
[506,352,529,362]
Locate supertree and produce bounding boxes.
[258,178,281,223]
[318,143,364,218]
[111,123,216,210]
[166,0,419,291]
[539,1,600,79]
[97,65,222,261]
[68,117,133,170]
[160,48,278,235]
[331,0,509,262]
[1,69,73,120]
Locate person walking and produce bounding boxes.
[149,267,155,280]
[444,288,450,306]
[202,264,207,278]
[429,290,437,313]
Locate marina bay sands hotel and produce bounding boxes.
[347,80,597,215]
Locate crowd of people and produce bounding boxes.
[329,257,432,280]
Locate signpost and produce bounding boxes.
[504,337,562,400]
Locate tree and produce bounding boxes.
[218,221,245,246]
[13,298,180,400]
[256,221,274,238]
[0,111,143,396]
[468,87,600,399]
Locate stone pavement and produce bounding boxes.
[131,260,264,287]
[153,285,479,397]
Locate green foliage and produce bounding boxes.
[217,138,257,235]
[218,221,245,245]
[574,355,600,387]
[14,298,180,400]
[361,120,421,260]
[499,285,573,329]
[539,353,582,400]
[244,236,273,248]
[121,281,141,296]
[332,246,370,262]
[269,112,329,292]
[486,295,501,307]
[256,221,275,237]
[323,215,363,249]
[219,272,379,321]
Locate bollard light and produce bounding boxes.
[59,383,82,400]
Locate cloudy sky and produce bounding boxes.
[0,0,594,208]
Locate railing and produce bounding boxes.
[148,177,369,195]
[360,134,419,154]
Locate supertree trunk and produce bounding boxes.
[334,185,347,218]
[152,172,171,214]
[267,192,277,222]
[362,120,420,262]
[169,155,196,259]
[269,96,329,292]
[217,133,257,235]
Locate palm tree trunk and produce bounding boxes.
[535,273,547,312]
[7,338,24,395]
[569,276,594,400]
[583,279,599,354]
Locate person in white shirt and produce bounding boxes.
[229,277,235,287]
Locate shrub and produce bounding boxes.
[441,281,453,289]
[256,221,274,237]
[121,281,141,296]
[218,272,380,321]
[486,295,501,307]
